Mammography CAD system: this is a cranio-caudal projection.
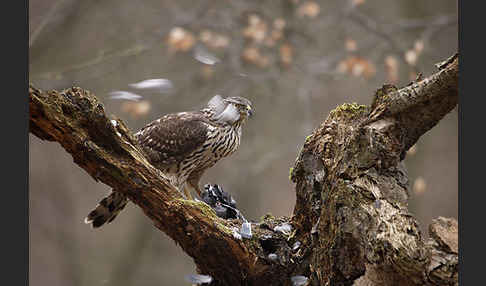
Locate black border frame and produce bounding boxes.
[6,0,29,285]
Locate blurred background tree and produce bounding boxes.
[29,0,457,285]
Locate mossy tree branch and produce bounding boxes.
[29,53,458,286]
[290,53,458,285]
[29,84,281,285]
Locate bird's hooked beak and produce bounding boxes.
[246,105,253,118]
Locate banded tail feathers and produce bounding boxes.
[84,191,128,228]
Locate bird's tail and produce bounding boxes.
[84,191,128,228]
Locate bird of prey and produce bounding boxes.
[84,95,253,228]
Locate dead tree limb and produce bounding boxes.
[29,53,458,286]
[290,53,458,286]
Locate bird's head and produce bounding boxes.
[207,95,253,125]
[224,96,253,119]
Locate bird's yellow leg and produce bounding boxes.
[184,185,194,200]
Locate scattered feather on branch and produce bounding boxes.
[128,78,173,93]
[184,274,213,285]
[108,91,143,101]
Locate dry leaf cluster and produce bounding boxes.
[279,43,293,67]
[241,14,294,68]
[199,30,230,50]
[384,55,399,84]
[243,14,268,44]
[404,40,425,67]
[167,27,230,55]
[296,1,321,18]
[242,46,269,68]
[167,27,196,53]
[345,38,358,52]
[337,56,376,79]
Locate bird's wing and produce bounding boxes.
[135,112,210,167]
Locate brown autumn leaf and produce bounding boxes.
[414,40,424,55]
[296,1,320,18]
[243,14,267,44]
[337,56,376,79]
[404,40,426,67]
[345,38,358,52]
[167,27,195,53]
[279,43,293,67]
[404,49,418,66]
[242,46,269,68]
[199,30,230,49]
[384,55,399,84]
[264,18,287,47]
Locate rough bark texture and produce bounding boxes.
[29,53,458,286]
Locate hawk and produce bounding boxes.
[84,95,253,228]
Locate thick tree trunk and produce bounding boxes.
[29,53,458,286]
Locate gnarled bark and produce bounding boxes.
[29,53,458,285]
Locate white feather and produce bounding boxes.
[193,47,220,65]
[108,91,142,101]
[215,103,240,124]
[207,94,226,115]
[184,274,213,284]
[128,78,173,92]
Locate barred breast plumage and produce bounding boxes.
[84,95,252,228]
[177,122,242,181]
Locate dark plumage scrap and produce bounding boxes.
[201,184,238,219]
